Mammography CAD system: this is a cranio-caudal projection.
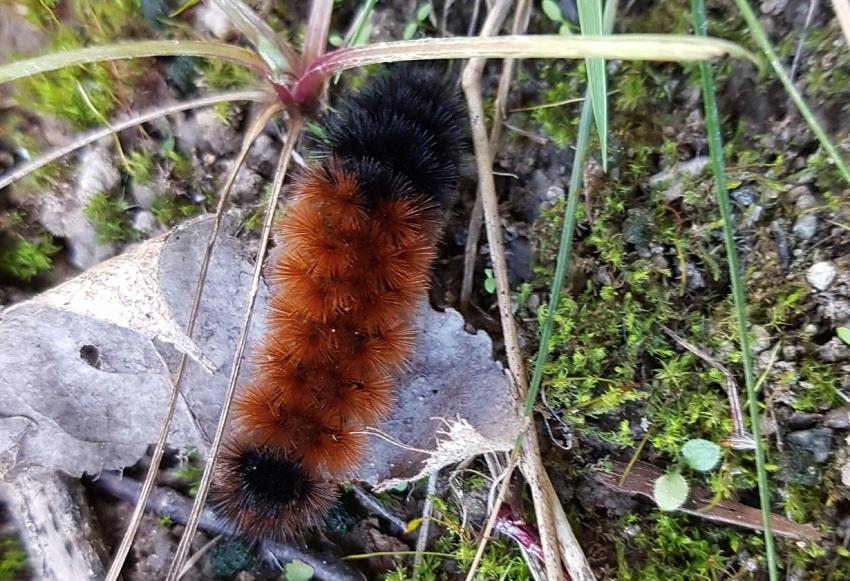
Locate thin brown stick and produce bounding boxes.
[461,1,566,579]
[832,0,850,52]
[165,115,305,581]
[459,1,527,310]
[660,324,755,449]
[104,102,282,581]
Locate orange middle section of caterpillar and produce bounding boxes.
[231,158,442,480]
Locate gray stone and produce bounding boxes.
[750,325,772,354]
[807,261,837,291]
[824,406,850,429]
[817,337,850,363]
[793,213,818,240]
[795,192,817,211]
[787,428,834,463]
[35,147,121,270]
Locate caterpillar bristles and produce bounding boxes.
[212,63,466,540]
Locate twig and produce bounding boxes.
[165,115,305,581]
[660,324,756,449]
[105,101,283,581]
[597,461,823,543]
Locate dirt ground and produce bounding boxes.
[2,0,850,579]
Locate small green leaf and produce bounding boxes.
[653,472,689,511]
[416,2,432,22]
[542,0,563,23]
[682,438,722,472]
[484,268,497,293]
[285,560,315,581]
[328,32,343,48]
[402,21,418,41]
[837,326,850,346]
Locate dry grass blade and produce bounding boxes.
[165,115,304,581]
[104,102,283,581]
[459,4,595,578]
[0,40,267,84]
[315,35,754,73]
[0,89,271,191]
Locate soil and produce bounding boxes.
[2,0,850,580]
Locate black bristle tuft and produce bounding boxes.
[211,441,335,541]
[322,63,466,208]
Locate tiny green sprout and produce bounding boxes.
[158,514,173,528]
[484,268,497,293]
[838,326,850,346]
[681,438,722,472]
[284,559,315,581]
[541,0,573,36]
[517,281,532,305]
[402,2,433,40]
[653,471,689,511]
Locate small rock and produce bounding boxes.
[650,254,669,271]
[246,133,279,175]
[817,337,850,362]
[795,193,817,212]
[732,186,757,206]
[806,261,837,291]
[750,324,772,354]
[131,183,159,210]
[787,412,821,429]
[193,2,237,39]
[35,147,121,270]
[132,211,163,237]
[218,161,263,205]
[787,428,833,463]
[622,208,654,247]
[782,345,801,361]
[824,406,850,429]
[684,262,705,290]
[648,157,706,187]
[793,213,818,240]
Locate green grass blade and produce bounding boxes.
[577,0,608,172]
[731,0,850,186]
[524,0,618,424]
[691,1,779,579]
[0,41,268,85]
[210,0,298,75]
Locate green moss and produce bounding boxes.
[791,360,841,412]
[616,512,738,581]
[151,195,201,226]
[0,536,28,581]
[16,0,149,129]
[0,231,60,283]
[84,192,139,245]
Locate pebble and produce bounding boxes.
[793,213,818,240]
[824,406,850,429]
[787,428,834,463]
[817,337,850,363]
[750,324,772,354]
[795,193,817,211]
[806,261,837,291]
[684,262,706,290]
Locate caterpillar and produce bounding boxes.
[210,64,466,540]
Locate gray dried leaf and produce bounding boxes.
[0,215,522,487]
